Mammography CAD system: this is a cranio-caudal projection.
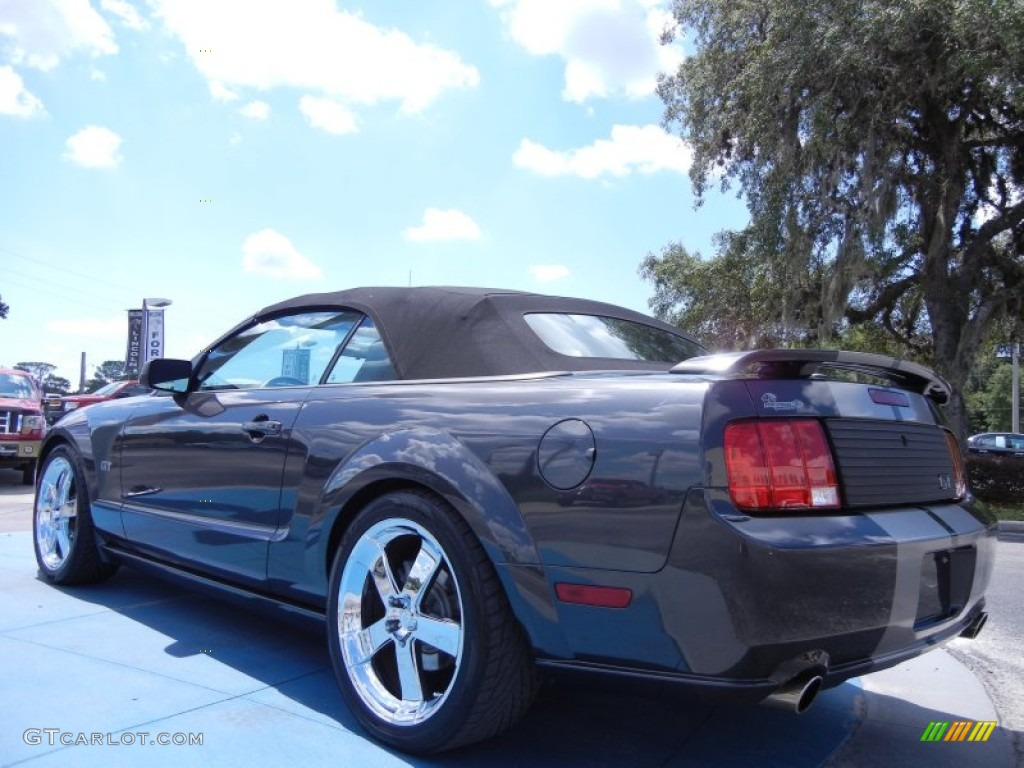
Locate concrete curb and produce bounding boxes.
[997,520,1024,533]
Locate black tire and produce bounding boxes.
[327,489,537,753]
[21,462,35,486]
[33,446,118,585]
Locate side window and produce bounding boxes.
[196,310,362,391]
[325,317,397,384]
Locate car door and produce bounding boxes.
[119,309,363,586]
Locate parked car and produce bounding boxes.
[44,380,151,424]
[967,432,1024,457]
[32,287,994,753]
[0,368,46,485]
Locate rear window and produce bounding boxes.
[524,313,704,363]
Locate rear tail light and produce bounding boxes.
[943,431,968,499]
[724,420,840,511]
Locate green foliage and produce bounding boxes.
[654,0,1024,439]
[85,360,130,392]
[640,239,810,349]
[0,294,8,319]
[975,363,1017,431]
[42,375,71,395]
[14,361,56,385]
[968,455,1024,506]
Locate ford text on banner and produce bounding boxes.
[145,309,165,364]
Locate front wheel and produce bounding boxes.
[327,490,537,753]
[33,446,118,584]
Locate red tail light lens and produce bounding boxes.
[724,420,840,511]
[943,431,967,499]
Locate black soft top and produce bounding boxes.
[248,286,704,380]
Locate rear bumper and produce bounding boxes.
[530,489,996,693]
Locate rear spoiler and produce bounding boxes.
[670,349,951,405]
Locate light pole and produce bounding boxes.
[1013,342,1020,434]
[142,297,173,368]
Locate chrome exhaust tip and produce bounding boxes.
[959,610,988,640]
[762,673,825,714]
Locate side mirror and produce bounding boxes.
[140,359,193,394]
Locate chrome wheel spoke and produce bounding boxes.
[395,640,424,703]
[414,616,461,658]
[349,536,398,605]
[344,617,392,667]
[55,526,72,558]
[402,540,441,609]
[55,469,71,508]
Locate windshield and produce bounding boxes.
[90,381,123,396]
[0,373,39,400]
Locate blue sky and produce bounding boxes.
[0,0,747,386]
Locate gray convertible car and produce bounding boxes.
[33,287,994,753]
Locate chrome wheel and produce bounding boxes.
[35,456,78,571]
[337,517,464,726]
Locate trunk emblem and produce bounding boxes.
[761,393,800,412]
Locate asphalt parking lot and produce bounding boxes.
[0,470,1018,767]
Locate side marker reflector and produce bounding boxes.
[555,583,632,609]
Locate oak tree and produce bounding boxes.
[652,0,1024,438]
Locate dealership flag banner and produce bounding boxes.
[144,309,165,365]
[126,309,143,374]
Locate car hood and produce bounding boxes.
[61,395,104,404]
[0,396,41,411]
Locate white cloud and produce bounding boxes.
[242,228,323,280]
[89,67,105,80]
[529,265,570,282]
[0,0,118,71]
[0,65,44,116]
[100,0,147,30]
[149,0,479,121]
[239,99,269,120]
[208,80,239,101]
[299,95,356,135]
[404,208,482,243]
[490,0,681,102]
[45,316,124,337]
[514,124,692,179]
[228,131,241,144]
[63,125,122,168]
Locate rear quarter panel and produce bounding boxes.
[267,375,710,606]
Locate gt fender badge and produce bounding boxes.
[762,393,800,412]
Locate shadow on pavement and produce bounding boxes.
[17,563,865,768]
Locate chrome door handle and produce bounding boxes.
[241,419,282,437]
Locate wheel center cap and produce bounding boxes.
[385,595,418,644]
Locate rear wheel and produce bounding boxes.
[327,490,536,753]
[33,446,118,584]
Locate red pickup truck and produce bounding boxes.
[45,380,152,423]
[0,368,45,485]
